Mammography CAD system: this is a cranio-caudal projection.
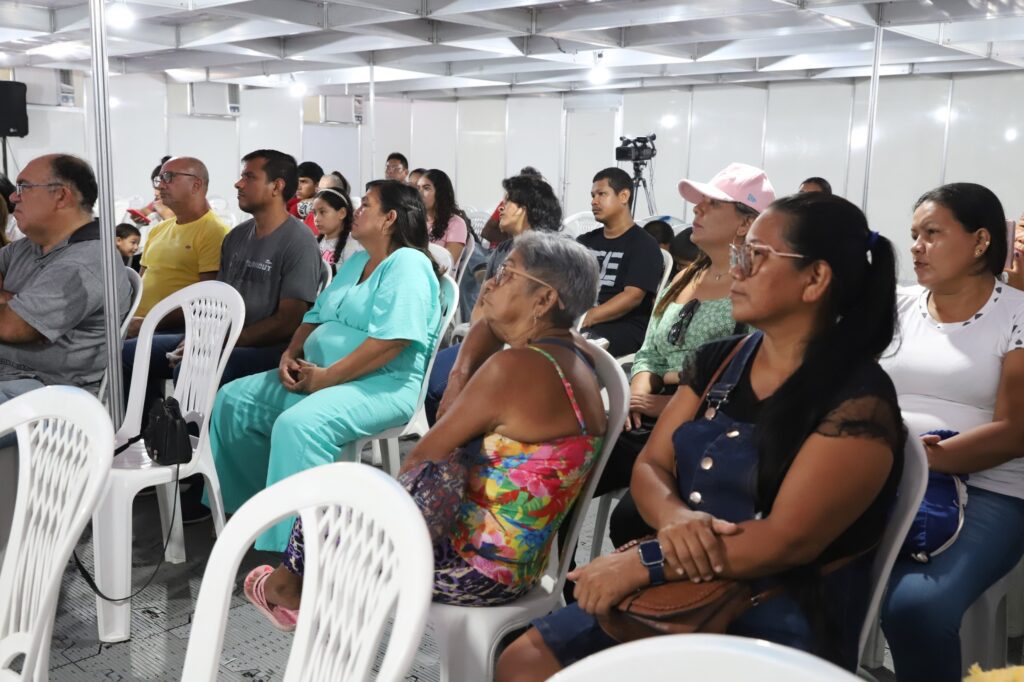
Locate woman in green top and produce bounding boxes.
[602,163,776,546]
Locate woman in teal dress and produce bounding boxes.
[207,180,443,551]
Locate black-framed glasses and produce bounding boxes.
[152,171,200,188]
[667,298,701,346]
[15,181,65,197]
[729,242,806,278]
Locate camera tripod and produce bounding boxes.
[629,160,657,217]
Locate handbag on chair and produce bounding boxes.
[900,429,967,563]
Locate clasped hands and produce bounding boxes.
[567,509,738,616]
[279,352,331,393]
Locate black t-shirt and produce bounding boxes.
[681,336,906,560]
[577,224,663,330]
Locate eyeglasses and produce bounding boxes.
[152,171,200,188]
[14,182,65,197]
[494,262,566,309]
[667,298,701,346]
[729,242,806,278]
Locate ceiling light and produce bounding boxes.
[289,81,307,97]
[26,42,89,60]
[107,3,136,30]
[588,52,610,85]
[1006,128,1018,142]
[660,114,678,129]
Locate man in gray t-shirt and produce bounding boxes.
[0,154,130,401]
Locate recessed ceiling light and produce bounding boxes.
[289,82,307,97]
[107,3,136,30]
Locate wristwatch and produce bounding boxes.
[638,539,666,586]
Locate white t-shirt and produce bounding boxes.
[881,282,1024,498]
[318,235,363,269]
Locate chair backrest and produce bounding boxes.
[453,236,475,286]
[317,258,333,296]
[857,435,928,659]
[548,633,859,681]
[543,341,629,594]
[181,463,433,682]
[0,387,113,681]
[561,211,601,240]
[121,281,245,441]
[413,275,459,412]
[658,249,673,294]
[428,242,454,276]
[122,267,144,337]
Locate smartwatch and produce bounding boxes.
[638,539,666,586]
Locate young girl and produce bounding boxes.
[418,168,470,267]
[312,187,360,273]
[115,223,142,266]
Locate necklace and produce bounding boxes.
[706,269,729,282]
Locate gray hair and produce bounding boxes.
[514,231,599,328]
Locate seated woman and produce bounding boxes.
[601,166,771,542]
[880,183,1024,682]
[418,168,469,267]
[497,192,905,680]
[243,232,608,626]
[206,180,443,552]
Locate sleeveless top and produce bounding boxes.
[449,341,604,590]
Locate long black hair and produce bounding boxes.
[366,179,442,279]
[915,182,1007,277]
[754,192,898,514]
[423,169,471,243]
[314,187,354,272]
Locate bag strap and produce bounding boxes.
[696,334,756,412]
[114,433,143,456]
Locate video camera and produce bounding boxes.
[615,133,657,163]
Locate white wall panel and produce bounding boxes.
[564,108,618,216]
[302,124,361,195]
[360,98,412,185]
[167,115,240,222]
[622,89,691,221]
[8,107,89,179]
[104,75,168,208]
[455,98,506,212]
[946,72,1024,223]
[506,95,563,202]
[687,85,768,222]
[763,81,853,201]
[864,76,949,278]
[410,99,457,179]
[845,79,871,206]
[239,88,302,161]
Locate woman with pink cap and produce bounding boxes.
[600,163,778,545]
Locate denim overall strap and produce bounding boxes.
[704,332,763,415]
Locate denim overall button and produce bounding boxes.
[689,491,703,504]
[700,457,713,470]
[726,429,740,438]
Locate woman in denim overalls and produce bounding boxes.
[499,192,906,679]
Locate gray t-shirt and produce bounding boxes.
[218,216,320,327]
[0,220,131,390]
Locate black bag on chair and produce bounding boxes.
[141,397,193,465]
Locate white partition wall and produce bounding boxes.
[456,98,506,211]
[167,116,241,221]
[564,106,619,216]
[239,89,302,162]
[622,89,692,220]
[507,95,564,198]
[8,107,90,179]
[302,124,361,194]
[410,100,457,177]
[361,98,412,185]
[96,74,168,208]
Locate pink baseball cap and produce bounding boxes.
[677,162,776,213]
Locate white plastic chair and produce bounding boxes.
[181,462,433,682]
[959,568,1015,674]
[857,436,929,670]
[341,275,459,476]
[98,267,144,401]
[453,235,476,288]
[0,387,114,682]
[317,258,333,295]
[561,211,601,240]
[548,634,859,681]
[658,248,673,294]
[428,340,629,682]
[428,242,454,276]
[92,280,245,643]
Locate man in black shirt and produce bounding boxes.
[576,167,663,356]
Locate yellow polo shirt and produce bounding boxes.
[137,210,229,317]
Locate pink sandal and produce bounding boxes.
[243,565,299,632]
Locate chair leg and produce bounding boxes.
[383,437,401,477]
[370,440,383,467]
[589,494,615,563]
[961,582,1009,674]
[337,439,364,463]
[156,480,186,564]
[435,613,495,682]
[196,457,227,535]
[860,618,886,670]
[92,482,135,642]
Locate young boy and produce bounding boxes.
[115,223,141,267]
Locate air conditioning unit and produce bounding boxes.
[304,95,363,124]
[171,82,240,117]
[11,67,79,107]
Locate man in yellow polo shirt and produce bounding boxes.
[125,156,228,337]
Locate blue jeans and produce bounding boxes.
[425,343,459,426]
[882,485,1024,682]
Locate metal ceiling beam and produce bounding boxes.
[178,18,319,48]
[535,0,790,34]
[202,0,326,29]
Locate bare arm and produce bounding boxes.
[445,243,465,270]
[582,286,647,328]
[926,349,1024,474]
[436,317,504,419]
[0,303,45,343]
[481,215,504,244]
[278,322,316,388]
[236,298,310,348]
[290,336,410,393]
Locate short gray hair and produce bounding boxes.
[514,231,599,328]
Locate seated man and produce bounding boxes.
[126,156,228,338]
[0,153,130,402]
[577,167,663,356]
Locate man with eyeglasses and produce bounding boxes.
[0,154,131,403]
[126,156,228,338]
[384,152,409,183]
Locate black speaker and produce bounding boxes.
[0,82,28,138]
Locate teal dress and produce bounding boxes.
[207,247,441,551]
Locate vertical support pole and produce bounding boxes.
[861,19,884,212]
